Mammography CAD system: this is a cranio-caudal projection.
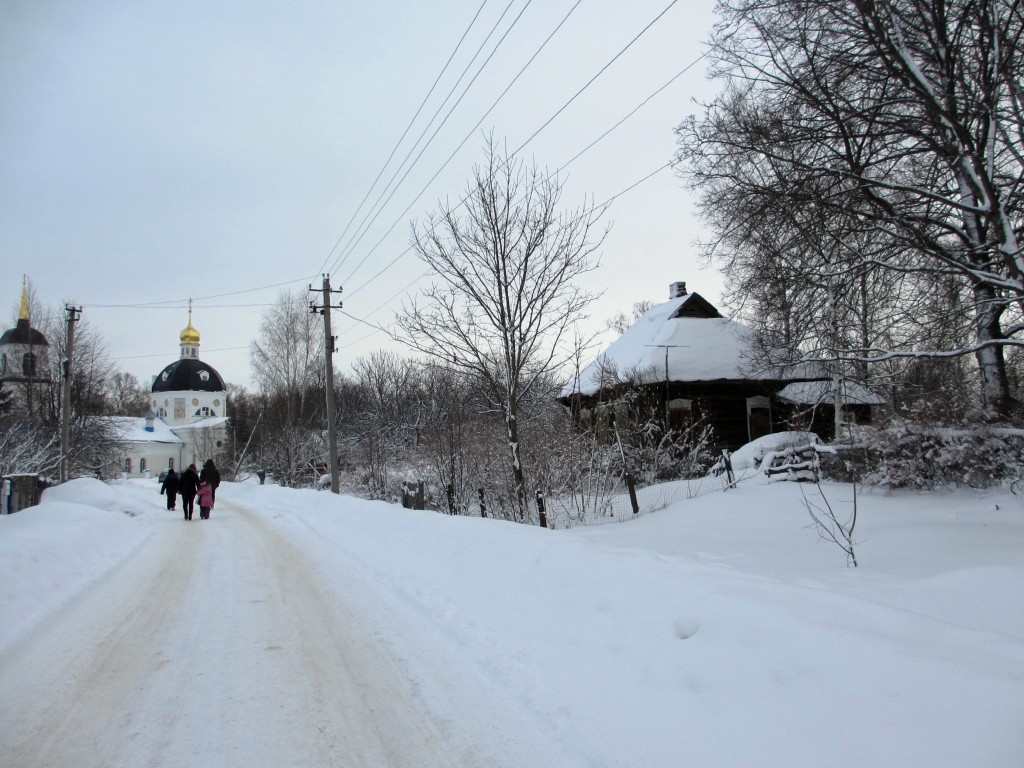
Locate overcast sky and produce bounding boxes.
[2,0,722,390]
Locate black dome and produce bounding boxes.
[0,319,48,347]
[152,358,226,393]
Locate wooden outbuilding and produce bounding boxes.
[560,283,883,449]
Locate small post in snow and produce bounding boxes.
[625,474,639,515]
[478,487,487,518]
[721,448,735,489]
[536,489,547,528]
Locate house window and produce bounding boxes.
[747,396,772,442]
[140,458,147,472]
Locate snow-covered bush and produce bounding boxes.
[849,423,1024,490]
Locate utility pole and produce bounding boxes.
[60,305,82,483]
[310,276,342,494]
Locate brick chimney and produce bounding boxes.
[670,281,687,299]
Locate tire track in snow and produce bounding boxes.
[0,497,514,767]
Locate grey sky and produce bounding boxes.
[2,0,721,389]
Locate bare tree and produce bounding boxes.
[605,301,654,335]
[108,372,151,416]
[397,138,607,519]
[677,0,1024,418]
[249,291,328,485]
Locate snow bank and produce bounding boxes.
[3,476,1024,766]
[230,479,1024,767]
[0,479,159,651]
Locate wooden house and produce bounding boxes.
[560,282,883,449]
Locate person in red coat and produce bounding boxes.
[197,480,215,520]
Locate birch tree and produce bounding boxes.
[397,139,607,519]
[677,0,1024,417]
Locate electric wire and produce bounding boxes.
[337,0,583,289]
[327,0,527,277]
[312,0,490,277]
[338,160,682,352]
[511,0,679,156]
[343,47,701,303]
[99,4,695,331]
[338,0,686,291]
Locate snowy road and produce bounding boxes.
[0,497,568,768]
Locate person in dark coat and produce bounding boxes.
[159,468,179,511]
[200,459,221,503]
[178,464,200,521]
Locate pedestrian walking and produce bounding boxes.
[159,468,179,511]
[179,463,200,521]
[197,480,215,520]
[200,459,221,503]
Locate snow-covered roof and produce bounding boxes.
[563,293,797,398]
[171,416,229,432]
[775,380,886,407]
[105,416,184,445]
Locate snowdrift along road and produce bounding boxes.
[0,493,572,768]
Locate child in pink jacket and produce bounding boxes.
[197,481,215,520]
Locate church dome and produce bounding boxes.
[180,320,201,346]
[0,318,48,347]
[152,358,226,393]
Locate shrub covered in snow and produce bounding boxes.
[842,423,1024,490]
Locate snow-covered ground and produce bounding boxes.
[1,474,1022,767]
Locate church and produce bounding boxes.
[116,309,229,479]
[0,283,52,421]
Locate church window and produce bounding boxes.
[198,371,210,382]
[213,399,221,407]
[195,406,213,417]
[1,353,6,374]
[168,458,174,470]
[192,398,199,406]
[161,372,169,381]
[124,458,132,473]
[22,352,37,376]
[140,458,147,472]
[157,407,167,418]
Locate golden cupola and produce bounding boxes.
[180,320,200,346]
[179,302,201,358]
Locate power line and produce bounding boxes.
[512,0,680,156]
[313,0,491,278]
[337,0,584,288]
[328,0,533,278]
[340,161,679,345]
[338,0,690,293]
[556,51,708,174]
[102,4,699,328]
